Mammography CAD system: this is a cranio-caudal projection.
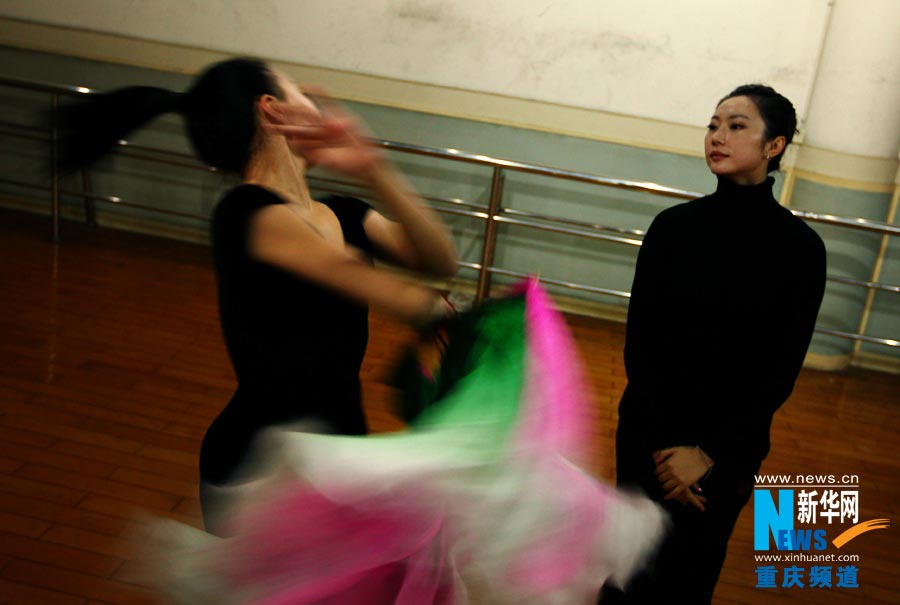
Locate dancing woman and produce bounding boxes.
[56,58,458,535]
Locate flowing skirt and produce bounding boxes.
[151,280,666,604]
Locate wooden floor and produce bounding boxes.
[0,207,897,604]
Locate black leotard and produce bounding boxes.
[200,184,374,486]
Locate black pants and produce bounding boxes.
[600,423,753,604]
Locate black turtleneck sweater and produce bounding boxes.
[618,177,826,477]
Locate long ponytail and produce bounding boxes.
[55,58,278,175]
[56,86,183,174]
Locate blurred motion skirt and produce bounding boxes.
[150,280,666,604]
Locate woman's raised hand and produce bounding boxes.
[261,90,383,177]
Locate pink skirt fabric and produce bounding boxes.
[151,280,665,604]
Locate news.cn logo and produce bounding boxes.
[751,474,890,591]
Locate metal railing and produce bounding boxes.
[0,74,897,350]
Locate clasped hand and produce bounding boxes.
[653,446,712,512]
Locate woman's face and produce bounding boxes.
[705,95,774,185]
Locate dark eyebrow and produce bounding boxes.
[710,113,751,122]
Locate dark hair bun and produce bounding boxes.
[719,84,797,172]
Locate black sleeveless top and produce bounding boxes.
[200,184,374,484]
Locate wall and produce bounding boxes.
[0,1,831,126]
[0,0,897,369]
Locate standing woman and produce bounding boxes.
[56,58,457,535]
[602,85,826,603]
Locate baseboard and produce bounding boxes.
[0,194,209,245]
[851,351,900,375]
[804,351,852,372]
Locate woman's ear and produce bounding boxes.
[257,94,282,125]
[765,135,786,159]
